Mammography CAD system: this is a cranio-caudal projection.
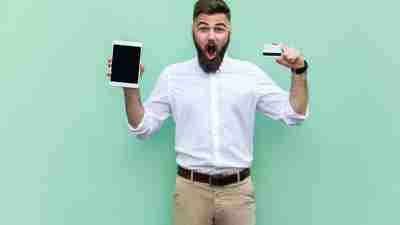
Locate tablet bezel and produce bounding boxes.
[110,40,143,88]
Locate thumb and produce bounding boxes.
[275,57,291,68]
[140,64,145,74]
[275,56,285,65]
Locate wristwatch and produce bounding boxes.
[291,60,308,74]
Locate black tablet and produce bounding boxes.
[110,40,142,88]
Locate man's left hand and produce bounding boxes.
[275,44,305,70]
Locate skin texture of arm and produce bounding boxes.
[275,44,309,115]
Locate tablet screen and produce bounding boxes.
[111,44,141,84]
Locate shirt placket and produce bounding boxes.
[210,74,220,165]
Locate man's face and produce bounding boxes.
[192,13,231,73]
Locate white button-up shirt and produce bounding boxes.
[129,56,308,174]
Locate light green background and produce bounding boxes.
[1,0,399,224]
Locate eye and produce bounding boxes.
[198,27,210,32]
[214,27,226,33]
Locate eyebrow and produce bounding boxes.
[215,23,227,27]
[196,22,209,27]
[196,22,228,27]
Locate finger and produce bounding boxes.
[293,55,306,68]
[288,55,297,64]
[291,53,302,64]
[282,56,302,68]
[140,64,144,73]
[292,57,300,66]
[282,46,290,60]
[284,48,298,63]
[107,66,111,76]
[275,57,291,68]
[283,52,291,63]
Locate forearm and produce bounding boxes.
[289,73,308,115]
[123,88,144,128]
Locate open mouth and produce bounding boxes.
[206,44,217,60]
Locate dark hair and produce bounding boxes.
[193,0,231,21]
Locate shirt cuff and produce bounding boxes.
[287,103,309,119]
[127,115,145,132]
[283,103,309,126]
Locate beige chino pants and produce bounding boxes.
[173,175,256,225]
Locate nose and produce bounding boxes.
[207,30,216,41]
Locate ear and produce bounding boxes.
[227,21,232,32]
[192,22,196,33]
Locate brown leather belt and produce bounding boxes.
[177,165,250,186]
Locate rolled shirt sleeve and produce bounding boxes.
[128,69,171,139]
[284,101,309,126]
[254,67,309,126]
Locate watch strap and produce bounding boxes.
[291,60,308,74]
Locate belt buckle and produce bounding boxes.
[209,173,224,186]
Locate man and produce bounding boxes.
[107,0,309,224]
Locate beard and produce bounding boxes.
[193,32,230,74]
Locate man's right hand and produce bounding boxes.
[106,57,145,80]
[106,57,145,128]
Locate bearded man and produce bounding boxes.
[106,1,309,224]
